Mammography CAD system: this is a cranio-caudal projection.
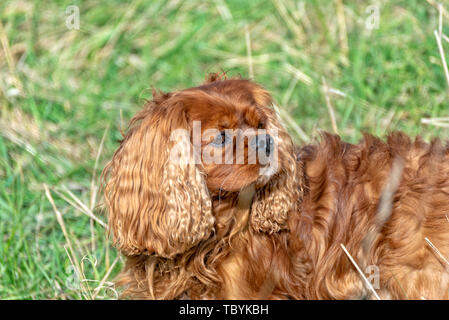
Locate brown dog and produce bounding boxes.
[102,74,449,299]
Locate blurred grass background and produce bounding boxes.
[1,0,449,299]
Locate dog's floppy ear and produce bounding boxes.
[102,95,214,258]
[250,107,303,233]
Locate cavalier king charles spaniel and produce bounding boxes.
[102,73,449,300]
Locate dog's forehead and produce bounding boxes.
[192,102,264,129]
[242,105,266,128]
[184,92,266,129]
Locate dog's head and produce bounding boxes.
[102,74,300,258]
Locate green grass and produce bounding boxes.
[1,0,449,299]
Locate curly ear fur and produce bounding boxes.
[250,106,303,233]
[102,97,214,258]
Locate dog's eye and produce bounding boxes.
[258,122,264,129]
[210,131,231,147]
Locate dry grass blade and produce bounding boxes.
[281,76,299,107]
[427,0,449,19]
[89,125,110,251]
[62,246,89,299]
[336,0,349,61]
[273,103,310,142]
[60,185,108,229]
[44,184,92,299]
[434,30,449,89]
[421,117,449,127]
[52,188,91,216]
[215,0,233,21]
[245,25,254,79]
[0,129,48,164]
[92,256,120,299]
[322,77,339,135]
[340,243,381,300]
[0,19,23,93]
[327,87,347,98]
[0,20,14,70]
[422,116,449,121]
[443,33,449,44]
[271,0,305,44]
[284,63,313,86]
[90,125,109,210]
[424,237,449,270]
[119,108,127,138]
[224,53,283,68]
[96,1,141,60]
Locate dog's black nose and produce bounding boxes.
[250,134,273,157]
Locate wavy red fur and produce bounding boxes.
[102,74,449,299]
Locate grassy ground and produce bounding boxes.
[1,0,449,299]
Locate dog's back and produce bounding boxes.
[292,132,449,299]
